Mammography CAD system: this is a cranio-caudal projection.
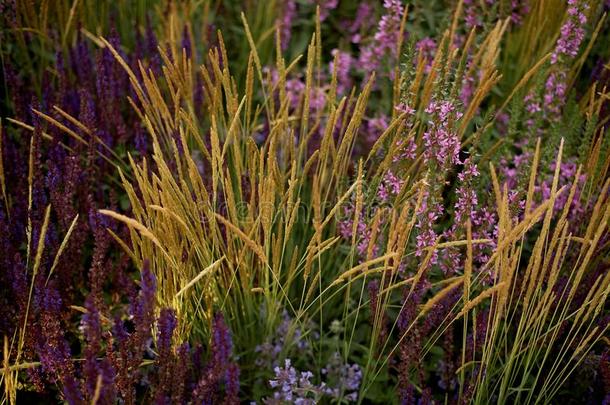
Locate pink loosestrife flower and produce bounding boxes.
[551,0,588,64]
[510,0,530,25]
[339,170,405,259]
[330,48,354,95]
[279,0,297,51]
[439,158,497,277]
[348,3,374,43]
[366,114,389,144]
[377,171,404,202]
[526,0,587,120]
[423,100,462,168]
[415,37,437,74]
[358,0,405,73]
[306,0,339,21]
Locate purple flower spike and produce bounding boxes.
[212,312,233,369]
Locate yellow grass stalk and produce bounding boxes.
[455,282,507,320]
[419,276,464,316]
[176,257,226,298]
[331,253,400,286]
[3,336,16,405]
[214,213,268,266]
[45,214,79,286]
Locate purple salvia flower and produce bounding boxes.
[397,283,426,405]
[153,308,177,404]
[192,369,217,404]
[193,73,205,117]
[133,259,156,329]
[211,312,232,370]
[111,259,157,404]
[193,312,239,403]
[171,343,190,404]
[96,359,117,405]
[224,362,240,404]
[111,314,134,403]
[134,124,148,156]
[157,308,177,354]
[181,25,193,59]
[35,285,76,386]
[89,209,111,308]
[62,376,85,405]
[72,34,94,85]
[145,15,162,77]
[82,297,103,398]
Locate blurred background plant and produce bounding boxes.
[1,0,610,404]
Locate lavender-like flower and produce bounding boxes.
[321,352,362,402]
[265,359,325,404]
[255,309,313,368]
